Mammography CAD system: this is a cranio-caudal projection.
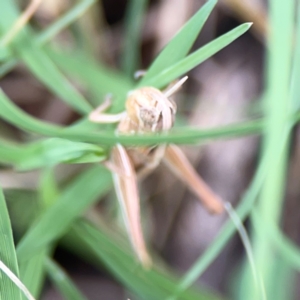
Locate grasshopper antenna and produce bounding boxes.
[164,76,188,98]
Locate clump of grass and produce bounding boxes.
[0,0,299,299]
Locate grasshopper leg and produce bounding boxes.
[111,144,152,267]
[163,144,224,214]
[89,95,126,123]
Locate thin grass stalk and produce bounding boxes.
[243,1,295,299]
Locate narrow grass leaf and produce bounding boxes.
[290,2,300,112]
[37,0,96,45]
[15,138,106,171]
[16,166,112,262]
[0,47,10,61]
[0,59,17,77]
[122,0,148,77]
[19,251,48,299]
[0,88,263,145]
[4,190,39,240]
[0,0,42,48]
[0,0,96,77]
[139,23,252,89]
[0,260,35,300]
[39,168,59,208]
[252,210,300,273]
[71,220,223,300]
[47,50,133,110]
[0,139,27,164]
[224,203,266,300]
[140,0,217,84]
[251,1,295,299]
[0,186,22,299]
[0,1,92,114]
[0,138,105,169]
[0,89,63,135]
[45,258,88,300]
[168,156,267,299]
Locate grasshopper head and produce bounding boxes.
[126,87,176,133]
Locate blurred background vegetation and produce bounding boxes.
[0,0,299,299]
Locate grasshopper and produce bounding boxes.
[89,76,224,267]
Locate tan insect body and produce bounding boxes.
[89,76,224,267]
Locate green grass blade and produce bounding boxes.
[0,89,63,135]
[39,168,59,209]
[0,47,10,61]
[15,138,106,171]
[16,166,112,262]
[0,1,92,114]
[139,23,252,88]
[19,251,48,299]
[19,169,57,299]
[0,59,17,77]
[168,156,267,299]
[0,186,22,299]
[0,138,106,169]
[0,139,26,164]
[250,0,294,298]
[70,220,224,300]
[45,258,88,300]
[251,210,300,273]
[47,49,133,110]
[139,0,217,85]
[122,0,148,77]
[37,0,96,45]
[290,2,300,112]
[0,0,96,77]
[0,88,263,145]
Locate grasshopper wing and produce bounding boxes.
[163,144,224,214]
[111,144,152,267]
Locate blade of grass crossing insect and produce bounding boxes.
[140,23,252,89]
[167,156,268,300]
[247,1,294,299]
[0,186,22,299]
[0,1,92,114]
[122,0,148,77]
[139,0,217,84]
[16,166,112,262]
[0,88,264,146]
[71,220,223,300]
[45,258,88,300]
